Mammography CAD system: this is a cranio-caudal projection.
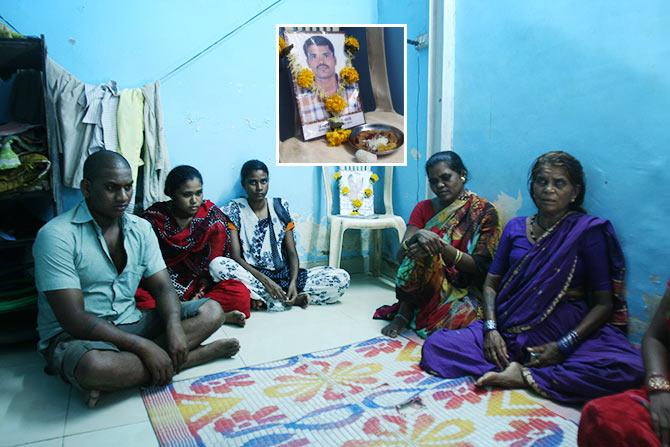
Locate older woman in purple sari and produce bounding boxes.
[420,151,644,404]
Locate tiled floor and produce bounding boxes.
[0,274,399,447]
[0,274,581,447]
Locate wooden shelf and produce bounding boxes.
[0,188,51,201]
[0,37,43,76]
[0,238,35,249]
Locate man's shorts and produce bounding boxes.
[41,298,210,390]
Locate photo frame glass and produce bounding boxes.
[284,31,365,140]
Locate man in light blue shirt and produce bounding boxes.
[34,151,240,407]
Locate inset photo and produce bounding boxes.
[277,25,406,165]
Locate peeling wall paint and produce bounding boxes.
[492,191,523,228]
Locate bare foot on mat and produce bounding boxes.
[381,315,408,338]
[475,362,525,388]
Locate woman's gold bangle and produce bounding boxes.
[453,249,464,266]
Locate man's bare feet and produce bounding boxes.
[381,314,408,338]
[185,338,241,370]
[86,389,101,408]
[223,310,246,327]
[208,338,241,359]
[475,361,525,388]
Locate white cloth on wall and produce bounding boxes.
[140,81,170,209]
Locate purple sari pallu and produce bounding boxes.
[420,213,644,404]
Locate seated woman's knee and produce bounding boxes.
[340,269,351,286]
[209,256,239,280]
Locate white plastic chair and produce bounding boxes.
[322,166,406,276]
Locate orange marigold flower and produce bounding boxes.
[296,68,314,88]
[345,36,360,52]
[279,36,286,54]
[325,94,347,115]
[352,199,363,208]
[340,66,359,84]
[364,187,373,198]
[326,128,351,146]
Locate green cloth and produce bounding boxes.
[0,140,21,170]
[33,200,166,350]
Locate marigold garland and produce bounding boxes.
[296,68,314,89]
[326,128,351,146]
[282,33,361,146]
[333,171,377,215]
[324,94,347,115]
[339,66,359,84]
[345,36,360,53]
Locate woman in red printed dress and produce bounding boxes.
[578,280,670,447]
[135,165,250,326]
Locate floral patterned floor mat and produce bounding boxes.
[141,336,578,446]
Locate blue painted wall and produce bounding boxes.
[3,0,379,264]
[378,0,429,259]
[9,0,664,340]
[453,0,670,341]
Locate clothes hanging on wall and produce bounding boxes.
[45,58,170,205]
[117,88,144,207]
[45,58,98,188]
[80,81,119,153]
[140,81,169,210]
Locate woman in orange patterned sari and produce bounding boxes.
[374,151,501,338]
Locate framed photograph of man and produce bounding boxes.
[284,31,365,140]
